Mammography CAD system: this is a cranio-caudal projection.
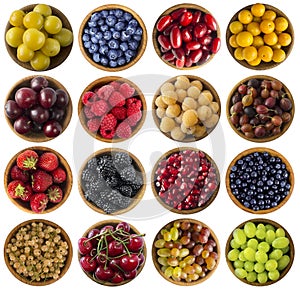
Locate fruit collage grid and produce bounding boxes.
[0,0,299,290]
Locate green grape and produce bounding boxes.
[227,249,240,261]
[255,228,266,240]
[257,271,268,283]
[6,27,25,48]
[268,270,280,281]
[272,237,289,249]
[179,248,189,258]
[9,10,25,26]
[30,51,50,71]
[163,231,172,242]
[246,271,257,283]
[244,221,256,238]
[281,246,290,254]
[255,250,268,264]
[243,247,256,262]
[183,255,195,265]
[269,249,283,261]
[244,261,254,272]
[234,268,247,279]
[257,241,270,253]
[230,238,241,249]
[164,266,174,278]
[265,259,278,271]
[44,15,62,34]
[23,11,44,29]
[170,227,179,241]
[33,4,52,17]
[157,248,171,257]
[17,43,34,62]
[233,228,247,245]
[275,227,285,238]
[240,243,247,250]
[247,238,258,250]
[238,250,246,262]
[154,239,165,248]
[277,255,290,271]
[41,38,60,57]
[233,259,244,269]
[265,224,275,231]
[254,262,265,273]
[53,28,73,47]
[23,28,45,51]
[158,256,168,266]
[257,223,266,231]
[265,229,276,244]
[172,266,182,279]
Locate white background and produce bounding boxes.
[0,0,299,290]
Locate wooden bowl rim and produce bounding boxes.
[78,76,147,143]
[5,4,73,71]
[152,74,221,142]
[78,219,146,286]
[225,3,294,70]
[78,147,146,215]
[225,147,294,214]
[152,218,220,285]
[152,3,221,70]
[4,74,73,142]
[4,146,73,214]
[4,218,73,286]
[226,75,294,143]
[225,217,294,286]
[151,146,220,214]
[78,4,147,72]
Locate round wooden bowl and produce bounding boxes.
[225,218,294,286]
[78,4,147,71]
[152,75,220,142]
[4,219,73,286]
[5,4,73,71]
[78,219,146,286]
[226,75,294,142]
[4,146,73,214]
[78,76,146,143]
[78,148,146,215]
[225,147,294,214]
[152,218,220,285]
[5,75,72,142]
[151,147,220,214]
[152,4,221,70]
[226,4,294,70]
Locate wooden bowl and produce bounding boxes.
[4,146,73,214]
[5,75,72,142]
[78,148,146,215]
[78,219,146,286]
[78,4,147,71]
[152,218,220,285]
[225,218,294,286]
[152,4,221,70]
[225,147,294,214]
[151,147,220,214]
[4,219,73,286]
[226,3,294,70]
[5,4,73,71]
[226,75,294,142]
[152,75,220,142]
[78,76,146,143]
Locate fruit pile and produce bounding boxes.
[153,149,219,211]
[228,78,293,140]
[5,75,70,139]
[81,7,144,69]
[80,150,144,214]
[227,3,292,66]
[78,221,145,285]
[154,6,221,68]
[227,220,292,284]
[154,75,220,141]
[6,4,73,71]
[6,148,68,213]
[228,150,292,212]
[81,79,143,140]
[153,219,219,284]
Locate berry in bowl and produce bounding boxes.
[78,148,146,215]
[153,4,221,69]
[79,4,147,71]
[4,146,72,214]
[78,220,146,286]
[78,76,146,142]
[5,3,73,71]
[227,75,294,142]
[4,75,72,142]
[226,147,294,214]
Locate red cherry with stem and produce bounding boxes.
[94,265,114,281]
[79,255,97,272]
[78,237,93,255]
[123,269,137,280]
[119,254,139,272]
[127,235,144,252]
[116,221,130,233]
[96,250,107,266]
[100,225,114,242]
[87,228,101,247]
[108,240,124,257]
[109,258,121,271]
[111,272,124,283]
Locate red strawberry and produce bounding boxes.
[37,152,59,172]
[30,193,49,213]
[109,91,126,107]
[82,91,98,106]
[47,185,63,203]
[16,149,39,170]
[116,121,132,139]
[7,180,25,199]
[32,170,53,192]
[90,100,109,116]
[10,165,30,183]
[20,185,33,201]
[51,167,67,183]
[119,82,135,98]
[95,85,114,100]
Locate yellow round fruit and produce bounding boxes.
[234,47,244,60]
[272,43,281,50]
[238,9,253,24]
[33,4,52,17]
[5,27,25,48]
[17,43,34,62]
[262,10,276,21]
[263,31,278,46]
[248,56,261,66]
[272,48,286,63]
[252,35,264,48]
[23,28,46,51]
[30,51,50,71]
[274,17,289,32]
[229,21,244,34]
[229,35,238,48]
[44,15,62,34]
[260,20,275,34]
[236,31,254,47]
[242,46,258,62]
[9,10,25,27]
[41,38,61,57]
[258,45,273,62]
[23,11,44,30]
[278,33,292,46]
[247,22,261,36]
[251,3,266,17]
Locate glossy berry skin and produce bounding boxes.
[43,120,62,137]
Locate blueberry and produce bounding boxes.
[128,40,139,50]
[120,42,129,52]
[129,19,138,27]
[100,56,109,66]
[100,10,109,17]
[91,36,99,44]
[89,43,99,53]
[97,19,105,26]
[123,12,133,21]
[125,49,136,59]
[103,31,112,40]
[99,39,106,46]
[88,21,97,28]
[100,25,109,32]
[106,15,117,27]
[133,35,142,41]
[95,32,103,40]
[92,53,100,63]
[116,49,123,57]
[109,60,118,67]
[99,45,109,55]
[84,41,92,49]
[112,31,121,39]
[108,39,119,49]
[89,27,98,35]
[107,49,118,60]
[91,12,101,22]
[115,21,125,31]
[82,33,90,42]
[121,30,131,41]
[117,57,126,66]
[114,9,123,18]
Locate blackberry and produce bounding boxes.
[120,166,136,183]
[96,154,113,171]
[113,151,132,170]
[105,175,120,188]
[81,168,97,183]
[86,157,98,170]
[118,185,133,197]
[129,172,144,194]
[105,189,132,208]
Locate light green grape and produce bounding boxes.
[23,11,44,29]
[272,237,289,249]
[157,248,171,257]
[164,266,174,278]
[265,259,278,271]
[244,221,256,238]
[277,255,290,271]
[255,228,266,240]
[255,250,268,264]
[254,262,265,273]
[234,268,247,279]
[265,229,276,244]
[275,228,285,238]
[257,223,266,231]
[247,238,258,250]
[239,250,247,262]
[154,239,165,248]
[158,257,168,266]
[230,238,241,249]
[244,261,254,272]
[53,28,73,47]
[281,246,290,254]
[5,27,25,48]
[269,249,283,261]
[233,228,247,245]
[234,260,244,269]
[257,271,268,283]
[258,241,270,253]
[265,224,275,231]
[228,249,240,261]
[170,227,179,241]
[246,271,257,283]
[268,270,280,281]
[244,247,256,262]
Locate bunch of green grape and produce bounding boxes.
[227,220,292,284]
[6,4,73,70]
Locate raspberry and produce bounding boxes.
[83,106,95,119]
[111,106,127,120]
[95,84,114,100]
[127,110,142,126]
[110,81,121,90]
[100,113,117,139]
[126,97,142,108]
[116,121,132,139]
[109,91,126,107]
[82,91,98,106]
[90,100,109,116]
[87,118,101,132]
[119,82,135,98]
[100,127,115,139]
[127,103,141,116]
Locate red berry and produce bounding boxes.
[126,111,142,126]
[82,91,97,106]
[90,100,109,116]
[87,118,102,132]
[37,152,59,172]
[109,81,121,90]
[7,180,26,199]
[95,85,114,100]
[116,121,132,139]
[100,114,117,139]
[47,185,63,203]
[119,83,135,98]
[30,193,49,213]
[31,170,53,192]
[109,91,126,107]
[10,165,30,183]
[111,106,127,120]
[51,167,66,183]
[16,149,39,171]
[83,106,95,119]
